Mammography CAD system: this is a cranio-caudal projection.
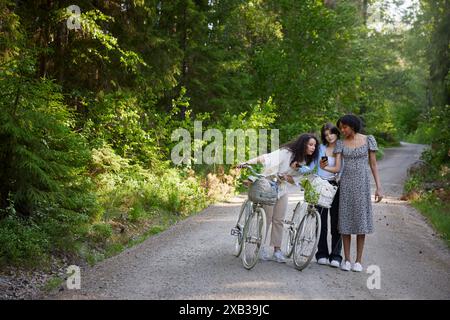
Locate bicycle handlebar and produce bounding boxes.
[238,163,286,183]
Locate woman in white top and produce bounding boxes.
[238,133,319,262]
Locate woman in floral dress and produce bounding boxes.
[321,114,383,272]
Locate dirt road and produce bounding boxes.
[52,142,450,300]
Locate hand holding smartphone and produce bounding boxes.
[320,156,328,169]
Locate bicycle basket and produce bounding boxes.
[310,176,338,209]
[248,178,278,205]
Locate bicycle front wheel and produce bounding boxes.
[241,207,267,270]
[282,201,307,258]
[292,207,321,271]
[233,199,252,257]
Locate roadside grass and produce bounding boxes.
[39,208,189,296]
[83,209,183,266]
[411,192,450,247]
[404,160,450,248]
[42,276,65,294]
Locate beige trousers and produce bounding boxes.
[263,193,288,248]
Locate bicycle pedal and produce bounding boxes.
[247,238,260,244]
[230,228,241,236]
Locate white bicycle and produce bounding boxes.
[281,181,321,271]
[231,164,282,270]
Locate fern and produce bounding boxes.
[0,54,97,223]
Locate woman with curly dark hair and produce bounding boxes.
[238,133,319,263]
[322,114,383,272]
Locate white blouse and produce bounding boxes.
[261,148,303,198]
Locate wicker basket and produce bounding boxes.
[248,178,278,205]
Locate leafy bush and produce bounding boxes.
[0,213,48,265]
[0,55,98,213]
[83,90,163,168]
[0,54,98,265]
[91,223,113,242]
[420,106,450,171]
[90,145,209,223]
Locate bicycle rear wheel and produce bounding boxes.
[241,207,267,270]
[282,201,307,258]
[292,207,321,271]
[233,199,252,257]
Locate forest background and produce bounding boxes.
[0,0,448,267]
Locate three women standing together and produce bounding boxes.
[239,114,383,272]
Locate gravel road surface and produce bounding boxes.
[51,142,450,300]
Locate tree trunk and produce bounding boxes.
[362,0,368,26]
[180,1,188,120]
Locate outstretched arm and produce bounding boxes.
[244,155,265,166]
[238,155,265,166]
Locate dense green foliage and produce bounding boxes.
[402,0,449,246]
[0,0,448,266]
[404,0,449,183]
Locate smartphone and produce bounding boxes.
[321,156,328,162]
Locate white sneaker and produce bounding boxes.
[330,260,340,268]
[260,247,271,261]
[340,260,351,271]
[352,262,363,272]
[317,258,329,265]
[273,250,286,263]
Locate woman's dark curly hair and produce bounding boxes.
[336,114,363,133]
[282,133,319,166]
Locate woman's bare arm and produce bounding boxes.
[323,152,342,173]
[369,151,383,202]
